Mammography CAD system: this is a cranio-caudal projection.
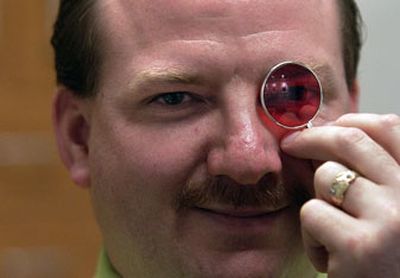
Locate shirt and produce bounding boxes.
[95,249,328,278]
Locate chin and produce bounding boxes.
[169,206,307,278]
[181,249,304,278]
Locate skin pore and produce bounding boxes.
[58,0,358,277]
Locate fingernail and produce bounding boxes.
[281,131,300,146]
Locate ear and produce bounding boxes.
[348,79,360,113]
[52,87,91,188]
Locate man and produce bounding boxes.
[51,0,400,277]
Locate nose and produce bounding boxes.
[207,97,282,185]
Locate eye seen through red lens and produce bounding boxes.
[260,62,322,129]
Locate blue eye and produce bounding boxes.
[158,92,186,105]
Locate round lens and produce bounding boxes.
[260,62,322,129]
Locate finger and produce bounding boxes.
[314,161,379,218]
[300,199,360,269]
[281,126,400,185]
[335,113,400,163]
[301,227,329,273]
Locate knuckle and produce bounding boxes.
[317,161,339,173]
[314,162,329,183]
[335,127,367,147]
[360,227,395,262]
[349,219,400,261]
[383,203,400,234]
[346,230,369,251]
[336,113,356,123]
[314,161,339,192]
[359,240,381,261]
[345,227,377,258]
[300,199,322,225]
[380,114,400,130]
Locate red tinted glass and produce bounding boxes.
[260,62,322,129]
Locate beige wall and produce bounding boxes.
[358,0,400,114]
[0,1,101,277]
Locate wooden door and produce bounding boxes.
[0,1,101,277]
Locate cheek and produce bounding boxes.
[89,120,208,202]
[257,106,291,141]
[88,121,209,244]
[312,96,353,127]
[130,127,206,181]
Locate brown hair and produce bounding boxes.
[51,0,363,97]
[51,0,99,97]
[338,0,364,89]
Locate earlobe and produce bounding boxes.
[53,87,91,188]
[348,79,360,113]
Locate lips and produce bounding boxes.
[190,204,291,234]
[195,204,290,218]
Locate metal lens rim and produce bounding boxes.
[259,61,324,129]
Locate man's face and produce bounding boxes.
[85,0,355,277]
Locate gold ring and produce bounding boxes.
[329,170,358,206]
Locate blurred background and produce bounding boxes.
[0,1,100,277]
[358,0,400,114]
[0,1,399,278]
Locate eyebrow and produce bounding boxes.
[308,63,338,98]
[128,63,339,99]
[128,67,203,91]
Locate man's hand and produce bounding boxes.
[281,113,400,278]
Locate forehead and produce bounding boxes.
[97,0,343,86]
[100,0,339,44]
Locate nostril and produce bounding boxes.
[207,107,282,185]
[207,139,282,185]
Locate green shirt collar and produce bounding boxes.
[95,248,120,278]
